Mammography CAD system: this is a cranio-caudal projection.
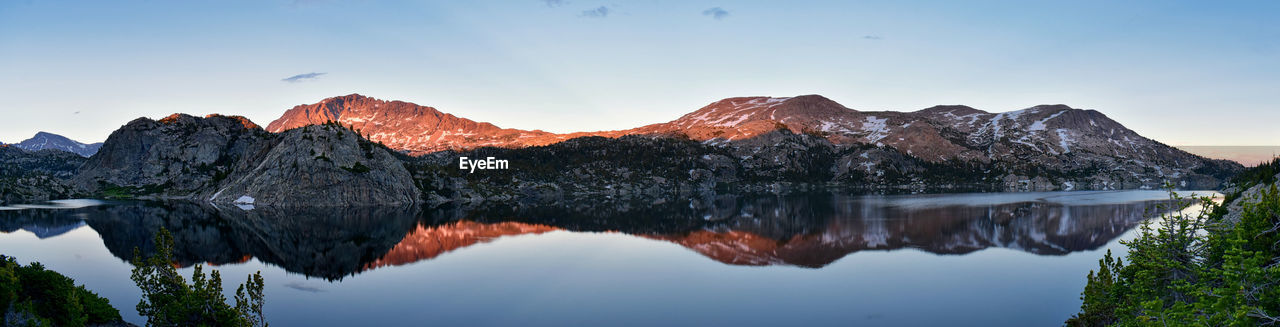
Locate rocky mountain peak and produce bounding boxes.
[266,94,550,155]
[1028,104,1074,111]
[776,94,853,115]
[918,105,987,116]
[11,131,103,157]
[154,113,263,132]
[157,113,190,124]
[648,94,864,142]
[319,93,375,105]
[206,114,261,129]
[673,94,855,126]
[269,94,455,131]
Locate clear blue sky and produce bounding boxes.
[2,0,1277,145]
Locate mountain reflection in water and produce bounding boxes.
[0,191,1179,279]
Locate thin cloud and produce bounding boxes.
[863,35,884,40]
[284,281,326,293]
[541,0,565,7]
[281,72,326,83]
[702,7,729,20]
[580,6,609,18]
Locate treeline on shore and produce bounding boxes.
[2,229,268,327]
[1067,158,1280,326]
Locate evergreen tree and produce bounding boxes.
[131,228,268,327]
[0,255,123,326]
[1068,167,1280,326]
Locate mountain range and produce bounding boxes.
[3,132,102,157]
[271,94,1238,201]
[268,94,1203,167]
[3,93,1245,206]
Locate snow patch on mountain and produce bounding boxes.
[862,116,889,143]
[988,108,1031,139]
[1056,129,1075,153]
[1029,110,1066,131]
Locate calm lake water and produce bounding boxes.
[0,190,1216,326]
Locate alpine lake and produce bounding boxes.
[0,190,1217,326]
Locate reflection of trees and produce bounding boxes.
[1,193,1178,277]
[76,202,419,280]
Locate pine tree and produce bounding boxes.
[131,228,268,327]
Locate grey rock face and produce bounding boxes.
[0,147,86,204]
[204,124,420,206]
[727,130,835,182]
[73,113,270,195]
[1222,171,1280,226]
[0,147,84,178]
[76,115,420,206]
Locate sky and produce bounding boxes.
[1,0,1277,145]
